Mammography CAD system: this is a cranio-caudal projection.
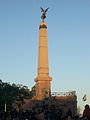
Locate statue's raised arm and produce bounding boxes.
[40,7,49,22]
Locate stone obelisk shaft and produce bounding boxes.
[35,22,52,100]
[38,22,49,76]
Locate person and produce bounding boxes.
[66,108,72,120]
[24,110,31,120]
[35,109,44,120]
[83,104,90,120]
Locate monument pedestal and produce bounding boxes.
[35,76,52,100]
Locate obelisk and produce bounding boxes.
[35,8,52,100]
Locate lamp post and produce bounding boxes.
[4,100,6,112]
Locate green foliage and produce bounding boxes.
[0,79,31,111]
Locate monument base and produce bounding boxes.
[21,91,77,117]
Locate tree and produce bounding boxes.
[0,79,32,111]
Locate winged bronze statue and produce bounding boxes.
[40,7,49,22]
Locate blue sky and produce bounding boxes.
[0,0,90,111]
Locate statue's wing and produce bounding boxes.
[40,7,44,12]
[45,7,49,12]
